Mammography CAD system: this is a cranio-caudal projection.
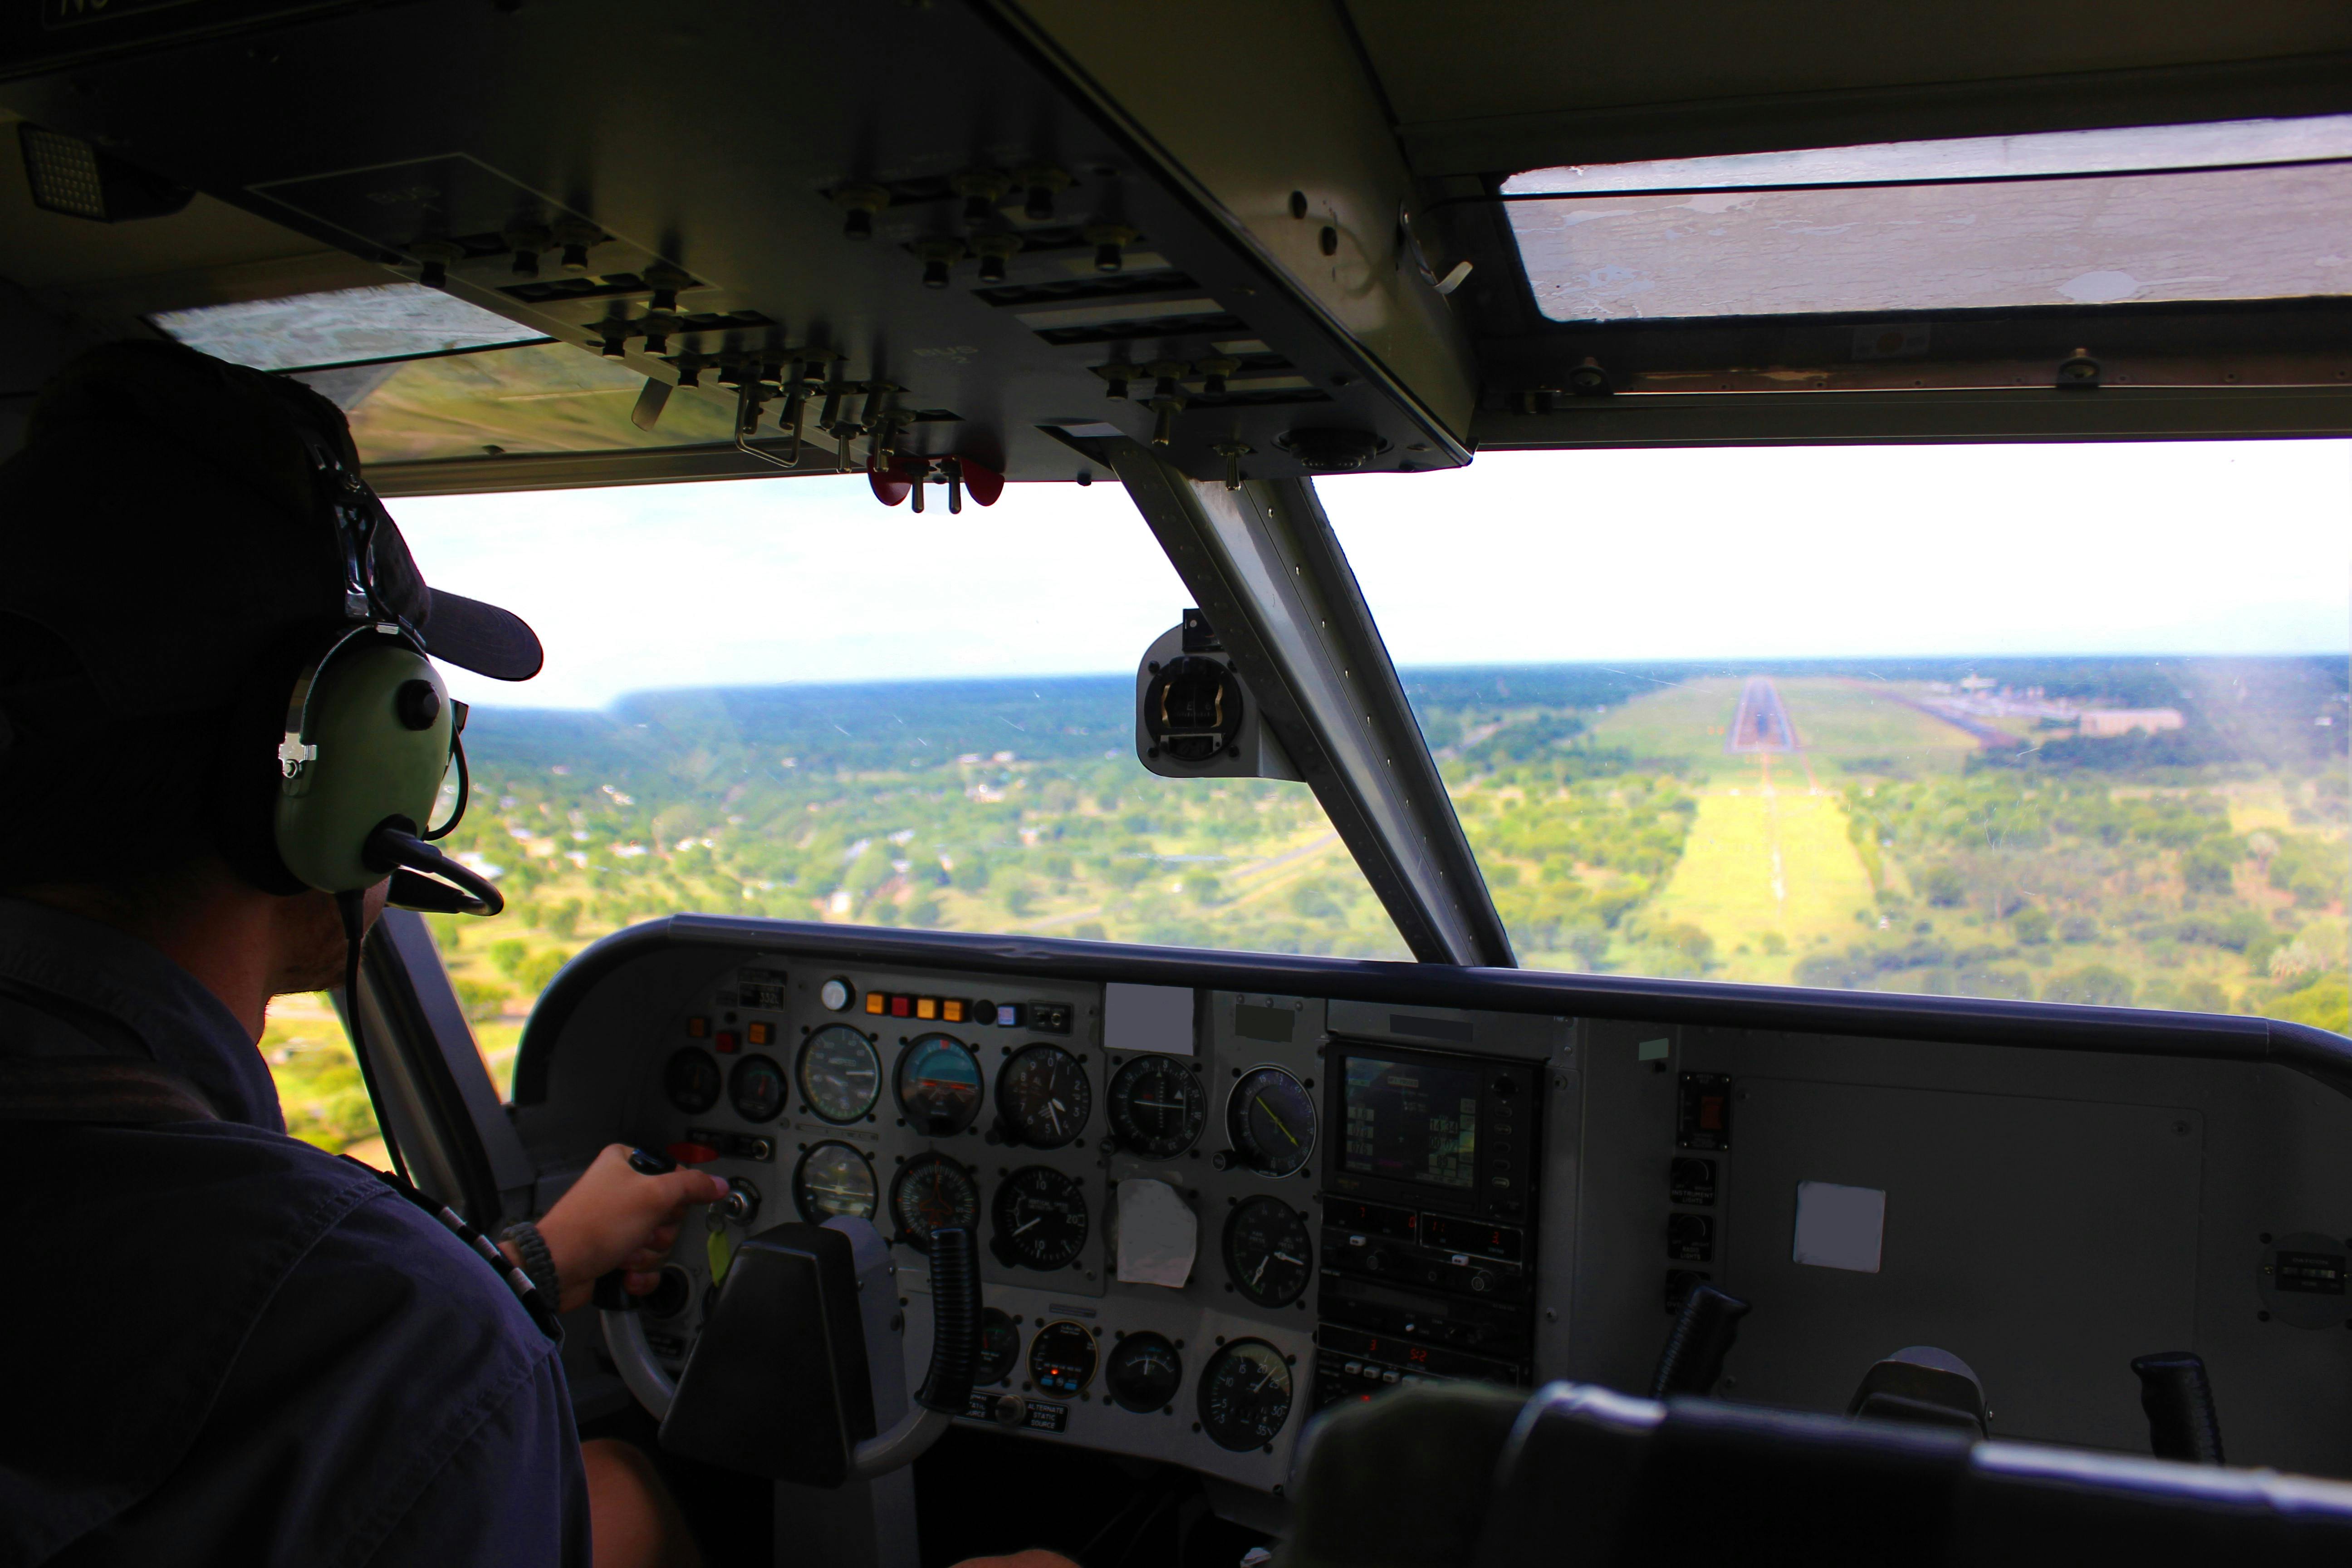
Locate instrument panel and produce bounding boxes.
[515,921,2352,1494]
[598,961,1348,1490]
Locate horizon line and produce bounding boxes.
[464,649,2348,718]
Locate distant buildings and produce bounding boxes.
[1918,679,2184,740]
[2076,708,2185,738]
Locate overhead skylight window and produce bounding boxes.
[151,282,544,372]
[1500,116,2352,323]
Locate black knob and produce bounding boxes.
[395,680,442,731]
[626,1147,676,1176]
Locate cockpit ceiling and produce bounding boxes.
[5,1,2352,481]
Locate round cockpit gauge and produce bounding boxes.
[1226,1066,1317,1177]
[664,1048,720,1115]
[996,1043,1092,1149]
[895,1034,984,1136]
[975,1307,1020,1386]
[1223,1195,1314,1308]
[992,1165,1090,1271]
[794,1142,878,1223]
[1027,1319,1098,1396]
[889,1151,981,1252]
[1197,1339,1294,1451]
[819,977,856,1012]
[1106,1331,1184,1413]
[728,1054,787,1123]
[1107,1054,1205,1157]
[798,1024,882,1123]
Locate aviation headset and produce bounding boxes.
[246,423,510,1186]
[259,425,503,922]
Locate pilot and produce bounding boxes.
[0,340,725,1566]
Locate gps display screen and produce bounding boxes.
[1341,1054,1480,1190]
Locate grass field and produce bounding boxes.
[1585,676,1748,772]
[1774,678,1981,776]
[1648,757,1880,983]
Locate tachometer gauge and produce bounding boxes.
[665,1048,720,1115]
[889,1152,980,1252]
[1107,1055,1205,1157]
[1222,1195,1313,1308]
[992,1165,1090,1271]
[996,1043,1092,1149]
[1227,1066,1317,1177]
[729,1054,787,1123]
[798,1024,882,1123]
[895,1034,984,1136]
[975,1307,1020,1386]
[793,1142,878,1223]
[1106,1331,1183,1413]
[1197,1339,1294,1451]
[1027,1319,1098,1396]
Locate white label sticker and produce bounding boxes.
[1793,1180,1886,1273]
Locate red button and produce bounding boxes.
[890,995,912,1018]
[715,1030,740,1054]
[666,1141,720,1165]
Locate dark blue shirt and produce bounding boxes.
[0,897,590,1567]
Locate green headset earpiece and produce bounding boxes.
[266,425,503,920]
[273,624,457,893]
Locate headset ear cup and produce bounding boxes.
[273,638,451,894]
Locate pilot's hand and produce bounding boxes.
[953,1553,1081,1568]
[533,1143,728,1314]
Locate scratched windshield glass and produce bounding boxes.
[1323,442,2351,1027]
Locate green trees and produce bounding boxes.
[2042,965,2134,1007]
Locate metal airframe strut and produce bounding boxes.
[1103,439,1514,967]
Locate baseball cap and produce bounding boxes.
[0,338,541,721]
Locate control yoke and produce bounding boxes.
[602,1213,981,1486]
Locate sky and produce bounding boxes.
[393,441,2352,711]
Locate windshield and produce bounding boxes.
[272,437,2349,1143]
[1320,441,2348,1030]
[393,477,1403,1099]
